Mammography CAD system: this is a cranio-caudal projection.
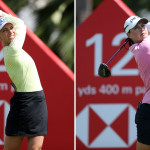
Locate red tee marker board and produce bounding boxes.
[0,1,74,150]
[76,0,143,149]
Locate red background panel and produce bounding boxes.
[76,0,143,149]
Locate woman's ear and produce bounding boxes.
[127,32,130,38]
[0,37,2,43]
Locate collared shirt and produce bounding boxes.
[130,36,150,103]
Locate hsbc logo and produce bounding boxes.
[0,100,10,145]
[76,103,136,148]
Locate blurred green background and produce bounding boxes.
[77,0,150,27]
[93,0,150,18]
[3,0,74,71]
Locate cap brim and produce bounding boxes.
[0,17,15,31]
[0,21,15,30]
[138,18,148,24]
[132,18,148,30]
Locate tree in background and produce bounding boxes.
[77,0,150,27]
[93,0,150,19]
[3,0,74,71]
[123,0,150,20]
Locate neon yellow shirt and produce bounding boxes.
[3,14,43,92]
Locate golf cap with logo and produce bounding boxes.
[0,17,15,30]
[124,16,148,33]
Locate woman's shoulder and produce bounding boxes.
[129,36,150,51]
[129,42,140,53]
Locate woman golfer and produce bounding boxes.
[124,16,150,150]
[0,10,48,150]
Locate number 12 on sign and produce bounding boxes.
[86,33,139,77]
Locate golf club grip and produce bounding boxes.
[106,38,129,65]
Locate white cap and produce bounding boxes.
[0,17,14,30]
[124,16,148,33]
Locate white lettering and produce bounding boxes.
[135,86,145,96]
[78,85,97,97]
[99,84,120,95]
[0,49,6,72]
[122,86,133,94]
[0,83,8,91]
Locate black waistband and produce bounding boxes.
[14,90,45,99]
[138,101,150,109]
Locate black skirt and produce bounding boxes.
[135,102,150,145]
[5,90,48,136]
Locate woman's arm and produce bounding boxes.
[0,10,26,49]
[0,10,8,17]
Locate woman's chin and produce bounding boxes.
[9,37,15,41]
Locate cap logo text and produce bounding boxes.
[130,16,139,23]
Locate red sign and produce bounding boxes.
[0,1,74,150]
[76,0,143,150]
